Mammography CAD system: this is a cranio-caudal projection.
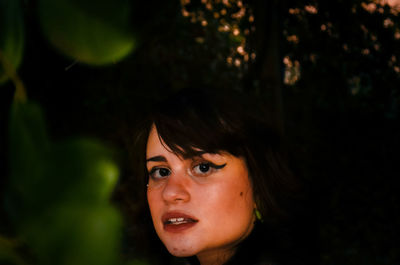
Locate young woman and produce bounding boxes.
[128,88,300,265]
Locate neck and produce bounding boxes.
[197,248,236,265]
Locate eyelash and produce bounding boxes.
[191,162,226,176]
[148,167,171,180]
[147,161,226,181]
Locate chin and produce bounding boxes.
[163,239,198,257]
[168,249,195,257]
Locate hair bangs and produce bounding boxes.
[151,90,245,159]
[153,114,242,159]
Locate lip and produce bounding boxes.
[162,211,199,233]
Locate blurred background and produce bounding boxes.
[1,0,399,264]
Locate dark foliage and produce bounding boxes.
[1,0,399,264]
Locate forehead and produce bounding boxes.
[146,125,173,156]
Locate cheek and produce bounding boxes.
[146,190,153,208]
[147,190,161,220]
[195,180,255,248]
[200,178,254,220]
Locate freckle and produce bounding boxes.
[240,192,243,196]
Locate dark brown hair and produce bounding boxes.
[134,87,297,221]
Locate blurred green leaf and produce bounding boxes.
[37,0,136,65]
[22,204,122,265]
[6,101,50,223]
[6,100,123,265]
[7,100,120,218]
[0,0,24,83]
[47,138,120,205]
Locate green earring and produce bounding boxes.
[254,208,263,223]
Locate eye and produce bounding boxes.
[192,162,226,177]
[193,163,211,174]
[149,167,171,180]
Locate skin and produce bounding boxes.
[146,125,256,265]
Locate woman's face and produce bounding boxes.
[146,126,256,263]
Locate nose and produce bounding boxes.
[162,171,190,204]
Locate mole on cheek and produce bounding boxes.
[240,192,243,196]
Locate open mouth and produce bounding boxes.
[164,217,198,225]
[162,212,199,232]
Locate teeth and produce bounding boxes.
[168,217,188,224]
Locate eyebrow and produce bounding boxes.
[146,156,167,163]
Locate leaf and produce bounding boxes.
[6,101,50,223]
[6,100,120,222]
[6,101,123,265]
[22,204,122,265]
[37,0,136,65]
[0,0,24,83]
[47,138,120,205]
